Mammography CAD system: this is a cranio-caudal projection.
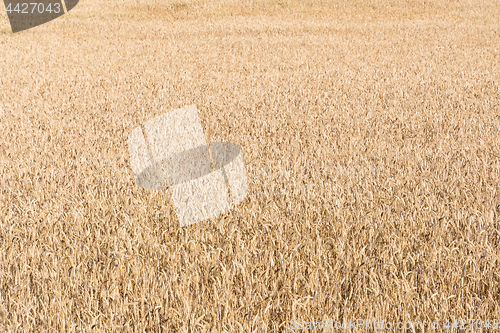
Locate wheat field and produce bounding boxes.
[1,0,500,331]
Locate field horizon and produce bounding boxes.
[1,0,500,331]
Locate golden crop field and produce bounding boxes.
[1,0,500,331]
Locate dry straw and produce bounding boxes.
[1,0,500,331]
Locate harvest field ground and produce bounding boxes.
[1,0,500,331]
